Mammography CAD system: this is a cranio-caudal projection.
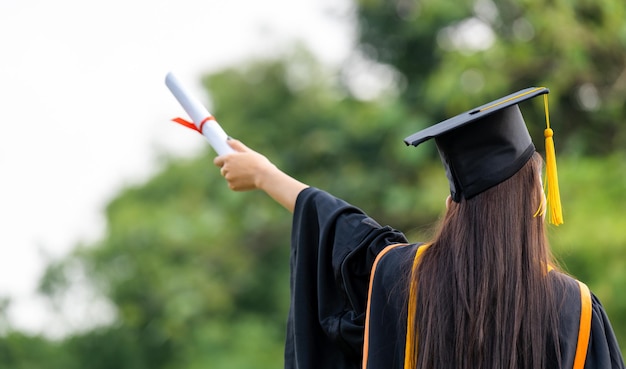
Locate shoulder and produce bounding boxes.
[547,272,609,318]
[372,243,424,287]
[375,243,419,268]
[549,271,582,298]
[549,271,626,368]
[548,271,586,324]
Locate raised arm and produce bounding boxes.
[213,139,309,213]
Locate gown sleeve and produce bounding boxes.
[284,187,408,369]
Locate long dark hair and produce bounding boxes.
[406,152,561,369]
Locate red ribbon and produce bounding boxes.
[171,115,216,134]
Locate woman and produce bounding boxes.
[213,88,624,369]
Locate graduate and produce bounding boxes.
[213,87,625,369]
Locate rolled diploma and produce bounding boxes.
[165,72,234,155]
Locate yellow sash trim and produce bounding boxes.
[362,243,409,369]
[363,245,591,369]
[403,243,431,369]
[573,281,592,369]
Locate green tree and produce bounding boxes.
[353,0,626,347]
[354,0,626,155]
[37,50,625,368]
[0,331,74,369]
[9,1,624,367]
[35,52,446,368]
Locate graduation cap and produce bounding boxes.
[404,87,563,225]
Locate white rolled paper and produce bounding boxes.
[165,72,234,155]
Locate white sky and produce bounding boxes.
[0,0,353,336]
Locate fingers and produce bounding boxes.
[227,138,249,152]
[218,164,234,187]
[219,166,254,192]
[212,139,266,191]
[213,139,248,168]
[213,149,246,190]
[213,155,224,168]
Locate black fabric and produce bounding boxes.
[365,245,626,369]
[403,88,548,148]
[403,87,546,201]
[285,187,408,369]
[364,244,416,369]
[435,106,535,201]
[285,187,625,369]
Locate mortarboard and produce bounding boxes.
[404,87,563,225]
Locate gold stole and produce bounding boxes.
[362,243,593,369]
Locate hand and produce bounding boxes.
[213,139,309,212]
[213,139,278,191]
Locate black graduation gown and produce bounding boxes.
[366,244,626,369]
[286,187,625,369]
[286,187,408,369]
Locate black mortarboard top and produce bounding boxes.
[403,87,563,225]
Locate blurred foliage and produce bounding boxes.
[2,0,626,366]
[355,0,626,155]
[552,154,626,345]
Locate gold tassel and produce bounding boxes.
[542,94,564,225]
